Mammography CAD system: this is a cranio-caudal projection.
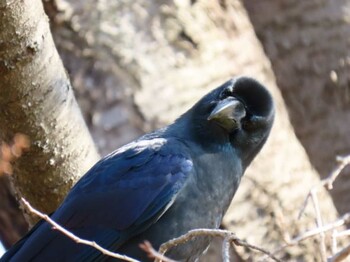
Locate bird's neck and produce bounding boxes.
[191,142,242,215]
[165,113,231,149]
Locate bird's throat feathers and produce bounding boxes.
[167,111,233,150]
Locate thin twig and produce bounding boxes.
[299,155,350,219]
[334,229,350,238]
[281,154,350,262]
[325,155,350,190]
[20,198,139,262]
[272,212,350,255]
[158,228,282,262]
[331,229,338,255]
[310,190,327,262]
[222,237,230,262]
[328,243,350,262]
[139,241,177,262]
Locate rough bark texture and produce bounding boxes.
[243,0,350,214]
[0,0,99,225]
[44,0,340,260]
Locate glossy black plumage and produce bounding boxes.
[1,77,274,262]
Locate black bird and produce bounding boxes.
[1,76,274,262]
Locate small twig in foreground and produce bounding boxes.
[299,155,350,219]
[269,154,350,262]
[21,198,139,262]
[334,229,350,238]
[328,243,350,262]
[331,229,338,255]
[272,212,350,256]
[139,241,177,262]
[222,237,231,262]
[158,228,282,262]
[325,155,350,190]
[310,190,327,262]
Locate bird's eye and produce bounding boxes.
[242,114,268,131]
[242,120,254,131]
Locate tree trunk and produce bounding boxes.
[0,0,99,227]
[44,0,340,260]
[243,0,350,214]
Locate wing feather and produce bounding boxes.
[5,138,193,261]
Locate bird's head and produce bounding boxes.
[177,76,274,168]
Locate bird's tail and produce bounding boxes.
[0,219,45,262]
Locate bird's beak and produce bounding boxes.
[208,98,246,130]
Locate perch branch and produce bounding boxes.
[158,228,282,262]
[139,241,177,262]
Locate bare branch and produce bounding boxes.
[222,237,231,262]
[310,190,327,261]
[270,154,350,261]
[139,241,177,262]
[273,212,350,255]
[20,198,139,262]
[334,229,350,238]
[331,230,338,255]
[299,155,350,219]
[325,155,350,190]
[328,243,350,262]
[158,228,282,262]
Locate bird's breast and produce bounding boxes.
[145,147,242,260]
[118,143,243,261]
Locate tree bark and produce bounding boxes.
[243,0,350,214]
[45,0,340,260]
[0,0,99,227]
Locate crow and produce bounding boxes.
[1,76,274,262]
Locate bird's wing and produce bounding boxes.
[4,137,193,262]
[61,138,193,259]
[57,138,193,231]
[0,219,47,262]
